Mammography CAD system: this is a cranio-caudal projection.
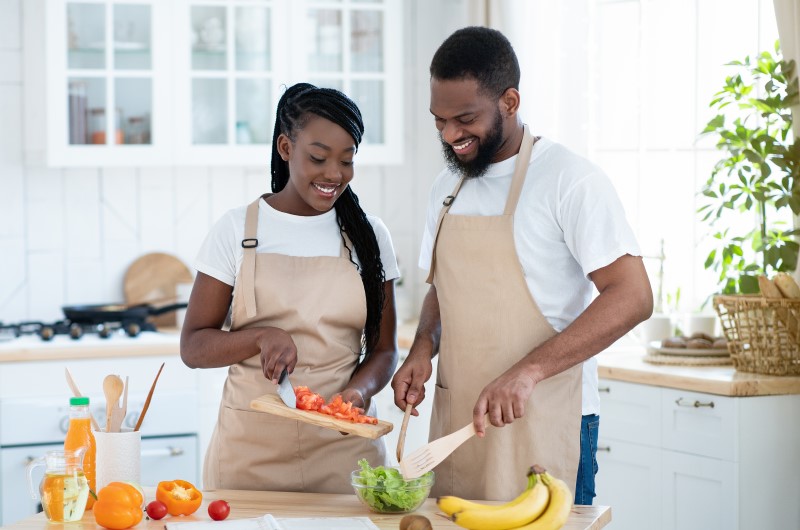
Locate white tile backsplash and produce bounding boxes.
[0,50,20,83]
[0,0,21,50]
[64,168,101,259]
[0,85,22,164]
[28,250,65,321]
[0,164,24,238]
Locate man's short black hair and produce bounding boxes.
[430,26,520,99]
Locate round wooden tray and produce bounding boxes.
[648,341,729,357]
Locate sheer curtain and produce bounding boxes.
[773,0,800,279]
[773,0,799,140]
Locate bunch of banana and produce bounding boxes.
[437,465,573,530]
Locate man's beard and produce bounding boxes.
[440,110,504,179]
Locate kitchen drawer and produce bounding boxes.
[661,388,736,461]
[598,378,661,447]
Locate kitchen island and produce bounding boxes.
[0,490,611,530]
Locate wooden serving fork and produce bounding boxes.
[399,421,476,479]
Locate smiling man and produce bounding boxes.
[391,27,653,504]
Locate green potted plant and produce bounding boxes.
[699,41,800,294]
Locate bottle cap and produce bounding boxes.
[70,396,89,406]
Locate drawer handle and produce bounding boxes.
[141,446,185,458]
[598,386,611,393]
[675,397,714,408]
[597,445,611,452]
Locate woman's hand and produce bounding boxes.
[257,327,298,382]
[339,387,366,410]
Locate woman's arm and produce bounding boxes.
[340,280,399,407]
[180,272,298,381]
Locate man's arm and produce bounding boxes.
[391,284,442,416]
[472,254,653,435]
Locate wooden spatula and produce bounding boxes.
[396,403,413,463]
[399,421,476,479]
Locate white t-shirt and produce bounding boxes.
[195,198,401,289]
[419,137,641,415]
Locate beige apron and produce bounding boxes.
[204,196,388,492]
[427,125,581,501]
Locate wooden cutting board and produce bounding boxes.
[123,252,193,328]
[250,394,394,439]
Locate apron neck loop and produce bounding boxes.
[241,197,261,318]
[426,124,535,284]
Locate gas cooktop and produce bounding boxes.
[0,320,157,341]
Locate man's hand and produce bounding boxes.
[391,350,433,416]
[472,369,537,437]
[257,327,298,382]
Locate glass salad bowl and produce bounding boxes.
[351,460,434,514]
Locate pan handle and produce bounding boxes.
[148,303,188,316]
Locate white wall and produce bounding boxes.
[0,0,476,324]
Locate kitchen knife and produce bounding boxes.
[277,368,296,409]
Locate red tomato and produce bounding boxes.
[146,500,168,520]
[208,500,230,521]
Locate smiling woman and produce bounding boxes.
[179,83,401,495]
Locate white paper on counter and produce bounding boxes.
[165,515,280,530]
[165,515,379,530]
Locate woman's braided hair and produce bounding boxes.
[271,83,386,356]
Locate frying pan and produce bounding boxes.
[62,302,188,325]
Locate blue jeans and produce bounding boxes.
[575,414,599,505]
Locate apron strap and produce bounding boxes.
[425,177,466,284]
[425,124,534,284]
[241,197,261,319]
[504,124,535,215]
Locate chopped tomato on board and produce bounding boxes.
[294,386,378,425]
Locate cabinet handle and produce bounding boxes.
[598,386,610,393]
[597,445,611,452]
[675,397,714,408]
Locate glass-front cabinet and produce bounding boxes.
[46,0,403,167]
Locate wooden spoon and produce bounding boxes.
[103,375,124,432]
[134,362,165,432]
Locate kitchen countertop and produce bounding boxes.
[0,331,181,363]
[0,489,611,530]
[597,342,800,396]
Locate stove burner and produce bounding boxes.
[0,319,156,341]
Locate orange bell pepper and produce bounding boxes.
[93,482,144,530]
[156,480,203,516]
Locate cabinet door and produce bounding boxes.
[46,0,172,166]
[661,451,736,530]
[0,443,63,526]
[595,438,662,530]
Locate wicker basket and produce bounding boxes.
[713,294,800,376]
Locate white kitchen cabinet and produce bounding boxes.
[597,377,800,530]
[594,438,662,530]
[42,0,403,167]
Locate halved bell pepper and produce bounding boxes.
[93,482,144,530]
[156,479,203,516]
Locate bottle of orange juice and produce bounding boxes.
[64,397,96,509]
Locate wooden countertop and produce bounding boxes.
[0,490,610,530]
[0,331,181,363]
[598,342,800,397]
